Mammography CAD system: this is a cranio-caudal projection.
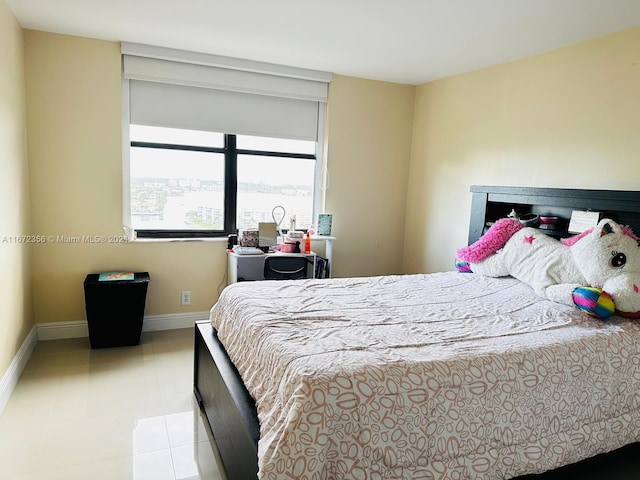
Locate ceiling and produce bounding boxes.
[7,0,640,85]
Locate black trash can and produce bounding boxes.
[83,272,150,348]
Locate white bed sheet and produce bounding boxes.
[209,272,640,479]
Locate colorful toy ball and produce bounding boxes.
[572,287,615,319]
[455,258,472,273]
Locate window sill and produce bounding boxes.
[129,237,228,244]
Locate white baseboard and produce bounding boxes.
[36,321,89,340]
[0,326,38,415]
[140,311,211,332]
[36,311,210,341]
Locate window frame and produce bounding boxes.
[126,132,319,239]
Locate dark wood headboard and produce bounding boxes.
[468,186,640,245]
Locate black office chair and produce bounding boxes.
[263,256,312,280]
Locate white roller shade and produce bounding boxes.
[122,44,331,141]
[129,80,320,141]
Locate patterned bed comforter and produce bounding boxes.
[209,272,640,479]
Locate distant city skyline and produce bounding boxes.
[131,177,314,231]
[129,125,317,231]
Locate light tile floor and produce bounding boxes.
[0,327,226,480]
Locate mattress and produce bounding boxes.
[209,272,640,479]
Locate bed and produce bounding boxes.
[194,185,640,480]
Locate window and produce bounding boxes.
[129,126,317,237]
[121,43,331,239]
[235,134,317,231]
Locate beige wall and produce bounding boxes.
[326,76,415,277]
[404,26,640,274]
[25,31,229,324]
[24,32,415,325]
[0,2,33,374]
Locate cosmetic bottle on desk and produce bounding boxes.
[304,233,311,254]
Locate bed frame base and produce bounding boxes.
[193,321,259,480]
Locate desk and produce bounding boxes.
[228,252,316,283]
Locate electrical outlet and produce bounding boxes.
[181,291,191,306]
